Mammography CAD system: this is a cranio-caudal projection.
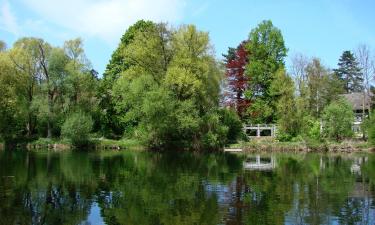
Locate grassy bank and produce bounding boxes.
[228,138,374,153]
[25,138,143,151]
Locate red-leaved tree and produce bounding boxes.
[223,41,250,119]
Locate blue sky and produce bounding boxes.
[1,0,375,76]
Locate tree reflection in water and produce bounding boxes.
[0,150,374,225]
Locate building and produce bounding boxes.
[341,92,373,134]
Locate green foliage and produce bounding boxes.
[322,98,354,141]
[0,51,25,142]
[245,20,288,123]
[305,58,344,117]
[103,20,155,81]
[4,37,99,140]
[363,112,375,145]
[367,124,375,146]
[302,116,322,140]
[99,20,156,136]
[0,40,6,51]
[270,68,298,137]
[217,109,243,143]
[111,23,225,150]
[61,111,93,147]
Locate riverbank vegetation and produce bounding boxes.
[0,20,374,150]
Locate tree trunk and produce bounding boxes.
[362,91,366,139]
[27,113,33,137]
[26,86,34,137]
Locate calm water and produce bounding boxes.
[0,150,374,225]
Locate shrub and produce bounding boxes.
[302,116,321,141]
[218,109,243,143]
[363,112,375,145]
[368,123,375,146]
[276,130,293,142]
[322,98,354,141]
[61,111,93,147]
[201,111,228,150]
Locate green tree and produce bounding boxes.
[245,20,288,123]
[9,38,45,137]
[322,98,354,141]
[0,50,25,142]
[100,20,155,136]
[362,111,375,145]
[270,68,298,139]
[4,37,97,141]
[305,58,343,117]
[61,111,93,146]
[334,50,363,93]
[63,38,99,114]
[111,23,227,150]
[0,40,6,52]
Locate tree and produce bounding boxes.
[99,20,155,136]
[322,98,354,141]
[334,50,363,93]
[306,58,343,118]
[290,53,309,95]
[8,38,46,137]
[356,44,375,117]
[111,22,229,150]
[103,20,155,82]
[223,41,250,119]
[63,38,98,114]
[5,37,97,140]
[0,50,26,142]
[245,20,288,123]
[0,41,6,52]
[270,68,298,139]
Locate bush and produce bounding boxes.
[302,116,321,141]
[322,98,354,141]
[61,111,93,147]
[363,113,375,145]
[368,124,375,146]
[218,109,243,143]
[276,130,293,142]
[201,111,228,150]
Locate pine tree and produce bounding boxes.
[334,50,363,93]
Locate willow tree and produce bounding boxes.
[112,22,236,149]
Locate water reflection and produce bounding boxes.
[0,150,374,225]
[243,155,276,171]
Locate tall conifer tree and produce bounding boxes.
[334,50,363,93]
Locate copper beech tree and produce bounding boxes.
[223,41,250,119]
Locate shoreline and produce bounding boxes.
[227,140,374,154]
[2,139,374,154]
[2,138,143,151]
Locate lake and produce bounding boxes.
[0,150,374,225]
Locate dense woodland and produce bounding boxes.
[0,20,374,149]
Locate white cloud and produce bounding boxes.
[20,0,186,44]
[0,0,20,35]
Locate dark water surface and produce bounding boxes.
[0,150,374,225]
